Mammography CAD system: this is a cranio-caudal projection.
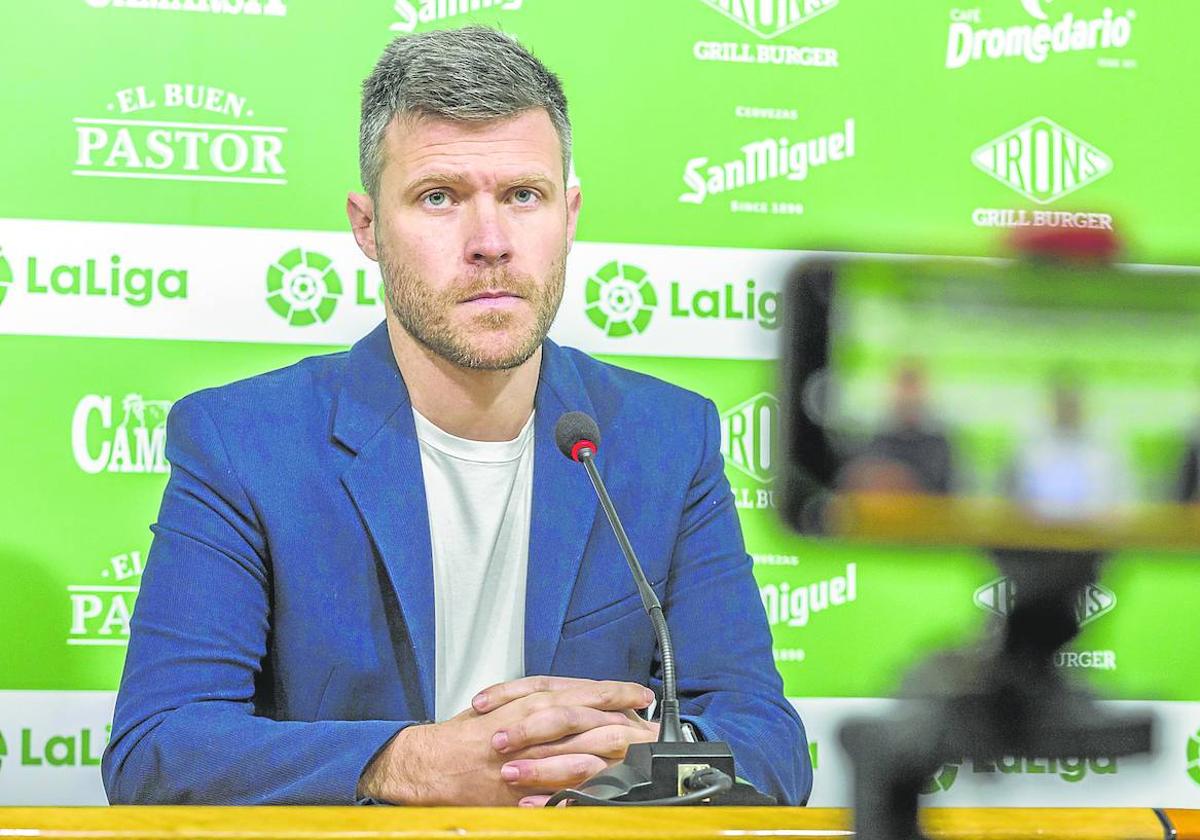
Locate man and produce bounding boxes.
[102,27,810,807]
[841,362,958,495]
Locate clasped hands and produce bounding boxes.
[358,675,661,806]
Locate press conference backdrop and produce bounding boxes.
[1,0,1198,807]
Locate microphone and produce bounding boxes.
[549,411,775,806]
[554,411,684,743]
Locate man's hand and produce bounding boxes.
[357,677,658,805]
[472,676,661,806]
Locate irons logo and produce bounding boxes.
[721,392,779,484]
[698,0,838,39]
[974,576,1116,628]
[972,117,1112,204]
[72,394,173,475]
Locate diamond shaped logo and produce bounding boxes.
[974,577,1116,628]
[697,0,838,40]
[720,392,779,484]
[972,117,1112,205]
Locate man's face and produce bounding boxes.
[365,109,580,370]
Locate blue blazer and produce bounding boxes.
[102,322,812,805]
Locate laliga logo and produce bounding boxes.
[1187,726,1200,786]
[0,249,12,308]
[1020,0,1052,20]
[266,248,343,327]
[585,261,657,338]
[584,261,780,340]
[923,761,961,794]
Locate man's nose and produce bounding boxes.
[464,197,513,267]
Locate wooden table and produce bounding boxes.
[0,807,1196,840]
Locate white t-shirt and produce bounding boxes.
[412,408,534,722]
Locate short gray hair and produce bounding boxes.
[358,26,572,200]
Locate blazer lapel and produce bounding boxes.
[525,342,599,677]
[334,323,436,719]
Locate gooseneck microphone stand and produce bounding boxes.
[547,412,776,806]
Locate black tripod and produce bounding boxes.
[839,547,1154,840]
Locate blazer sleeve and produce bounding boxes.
[666,398,814,805]
[101,394,410,804]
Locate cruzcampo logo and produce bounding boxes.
[585,260,657,338]
[266,248,342,327]
[972,117,1113,204]
[1187,727,1200,786]
[922,761,961,794]
[698,0,838,39]
[0,248,12,307]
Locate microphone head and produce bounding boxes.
[555,411,602,462]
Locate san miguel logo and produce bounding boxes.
[679,119,856,205]
[946,2,1135,69]
[72,394,173,475]
[390,0,523,32]
[68,550,144,647]
[972,117,1112,204]
[73,83,287,185]
[698,0,838,39]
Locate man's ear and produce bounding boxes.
[565,185,582,252]
[347,192,378,261]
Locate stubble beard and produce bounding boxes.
[378,244,566,371]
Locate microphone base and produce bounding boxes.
[568,741,777,806]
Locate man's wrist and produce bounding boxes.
[357,722,435,804]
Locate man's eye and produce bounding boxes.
[424,191,449,207]
[513,188,538,204]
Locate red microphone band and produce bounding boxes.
[570,439,598,462]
